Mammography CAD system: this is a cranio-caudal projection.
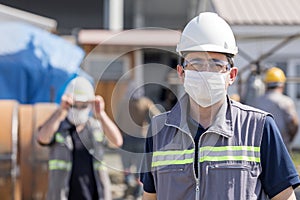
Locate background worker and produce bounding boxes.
[116,81,160,199]
[141,12,300,200]
[254,67,299,151]
[36,76,123,200]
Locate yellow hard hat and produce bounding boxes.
[264,67,286,84]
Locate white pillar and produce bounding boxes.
[109,0,124,30]
[134,50,144,86]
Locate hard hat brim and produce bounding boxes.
[73,96,92,102]
[176,44,238,56]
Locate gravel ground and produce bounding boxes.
[104,149,142,200]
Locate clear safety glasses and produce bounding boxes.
[72,103,91,110]
[182,58,231,73]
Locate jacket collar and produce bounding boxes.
[165,93,233,138]
[60,119,74,131]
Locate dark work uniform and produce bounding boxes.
[68,126,99,200]
[142,115,300,198]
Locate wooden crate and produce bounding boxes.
[0,100,20,200]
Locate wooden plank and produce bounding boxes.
[19,105,34,200]
[31,103,58,200]
[0,100,19,200]
[0,100,17,154]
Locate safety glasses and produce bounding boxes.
[72,103,91,110]
[182,58,231,73]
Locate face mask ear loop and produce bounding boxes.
[222,71,230,88]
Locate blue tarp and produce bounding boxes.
[0,22,89,104]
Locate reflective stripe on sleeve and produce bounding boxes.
[48,159,71,171]
[199,146,260,163]
[93,131,104,142]
[93,161,107,171]
[55,132,65,143]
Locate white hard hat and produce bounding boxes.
[64,77,95,102]
[176,12,238,56]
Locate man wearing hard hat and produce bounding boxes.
[254,67,299,151]
[37,77,123,200]
[141,12,300,200]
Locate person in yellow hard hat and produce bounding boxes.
[254,67,299,151]
[264,66,287,86]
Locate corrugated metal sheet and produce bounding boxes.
[212,0,300,25]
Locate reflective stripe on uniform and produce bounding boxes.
[93,131,104,142]
[151,146,260,168]
[49,159,71,171]
[55,132,65,143]
[151,149,194,167]
[199,146,260,163]
[93,161,107,171]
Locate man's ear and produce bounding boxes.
[177,65,184,83]
[229,67,238,85]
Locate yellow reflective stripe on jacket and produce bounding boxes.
[152,149,194,167]
[200,146,260,152]
[199,146,260,163]
[55,132,65,143]
[199,155,260,162]
[49,159,71,171]
[93,161,107,171]
[93,131,104,142]
[152,146,260,167]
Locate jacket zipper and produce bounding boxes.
[195,178,200,200]
[196,130,212,200]
[196,132,201,200]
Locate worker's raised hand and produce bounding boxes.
[60,94,73,111]
[94,95,106,119]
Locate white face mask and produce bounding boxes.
[184,70,228,107]
[67,107,91,125]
